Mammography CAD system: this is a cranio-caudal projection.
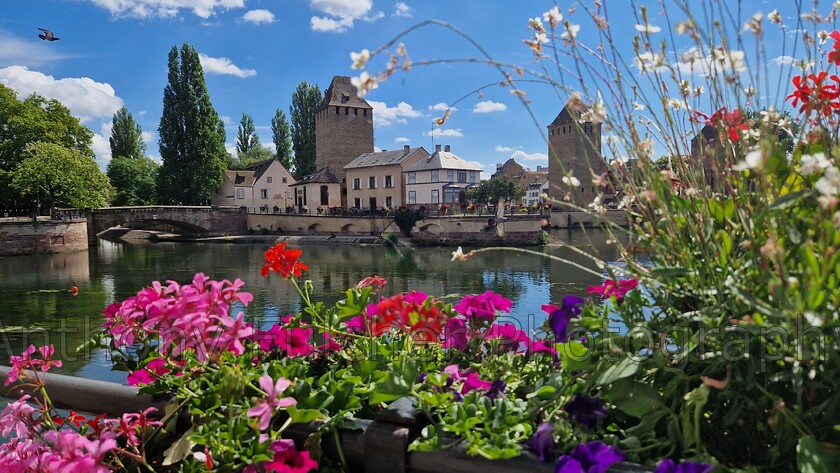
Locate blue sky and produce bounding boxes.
[0,0,811,175]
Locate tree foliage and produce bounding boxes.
[229,146,274,170]
[236,113,260,155]
[110,106,146,160]
[107,155,159,206]
[157,43,227,205]
[0,84,94,213]
[468,176,525,205]
[289,82,322,179]
[12,142,111,212]
[271,108,293,173]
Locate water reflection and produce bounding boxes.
[0,229,623,382]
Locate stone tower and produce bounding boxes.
[547,106,608,205]
[315,76,374,205]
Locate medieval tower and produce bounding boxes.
[315,76,374,205]
[547,106,609,205]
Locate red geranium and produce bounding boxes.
[786,71,840,117]
[829,30,840,65]
[261,242,308,278]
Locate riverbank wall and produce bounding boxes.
[0,218,88,256]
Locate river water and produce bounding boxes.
[0,230,621,384]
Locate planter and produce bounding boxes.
[0,367,650,472]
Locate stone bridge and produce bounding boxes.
[87,206,247,244]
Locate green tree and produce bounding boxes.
[0,84,94,213]
[229,146,274,170]
[110,106,146,160]
[271,108,293,172]
[107,156,159,206]
[289,81,322,179]
[468,176,525,205]
[157,43,228,205]
[236,113,260,155]
[12,142,111,213]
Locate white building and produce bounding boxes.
[402,145,482,207]
[212,158,295,213]
[522,179,550,207]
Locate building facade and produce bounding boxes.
[290,167,342,212]
[344,145,430,211]
[547,106,610,205]
[212,158,295,212]
[522,179,550,207]
[402,145,482,207]
[315,76,374,205]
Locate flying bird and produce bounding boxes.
[38,28,60,41]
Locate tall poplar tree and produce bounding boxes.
[236,113,259,155]
[271,108,293,172]
[109,106,146,160]
[289,81,321,179]
[157,43,227,205]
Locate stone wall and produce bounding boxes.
[549,210,627,228]
[0,219,88,256]
[247,214,397,235]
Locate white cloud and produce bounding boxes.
[242,9,275,24]
[425,128,463,138]
[429,102,456,112]
[773,55,795,65]
[0,66,123,122]
[394,2,412,17]
[198,53,256,78]
[495,145,514,152]
[369,100,421,126]
[309,0,380,32]
[510,150,548,162]
[91,123,113,169]
[464,160,490,177]
[0,31,76,68]
[394,137,410,143]
[472,100,507,113]
[137,110,147,117]
[87,0,245,19]
[141,131,154,145]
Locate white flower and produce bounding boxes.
[588,196,607,215]
[743,12,763,34]
[675,20,694,35]
[529,17,545,33]
[562,175,581,187]
[581,92,606,123]
[451,246,466,262]
[543,7,563,28]
[818,30,830,44]
[618,194,635,209]
[800,152,830,176]
[350,49,370,70]
[561,23,580,45]
[667,98,685,110]
[733,148,764,171]
[632,102,646,111]
[693,86,705,97]
[635,23,662,34]
[768,10,782,24]
[634,52,665,73]
[350,72,378,98]
[833,211,840,229]
[815,166,840,197]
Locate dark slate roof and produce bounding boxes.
[548,105,585,127]
[344,147,429,169]
[291,167,340,186]
[224,170,256,187]
[693,125,718,141]
[317,76,373,112]
[491,158,525,178]
[246,158,276,181]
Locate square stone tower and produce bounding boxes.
[315,76,374,205]
[547,106,608,205]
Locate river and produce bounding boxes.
[0,230,621,384]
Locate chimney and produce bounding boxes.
[496,163,502,170]
[435,144,441,152]
[444,145,451,152]
[404,145,410,154]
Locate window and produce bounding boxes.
[431,170,439,182]
[260,189,268,199]
[353,178,361,190]
[369,197,377,209]
[431,190,440,204]
[385,175,393,188]
[369,176,376,189]
[335,107,340,115]
[446,170,454,182]
[408,172,416,184]
[470,171,477,183]
[282,177,288,183]
[408,191,416,205]
[444,189,459,203]
[354,198,361,209]
[386,196,393,208]
[266,177,272,183]
[236,188,245,199]
[457,171,467,183]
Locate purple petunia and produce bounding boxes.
[542,295,583,342]
[527,422,555,462]
[654,459,714,473]
[563,395,607,430]
[555,441,626,473]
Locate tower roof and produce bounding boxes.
[317,76,373,112]
[548,105,585,127]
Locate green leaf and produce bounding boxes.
[526,385,556,400]
[771,190,810,210]
[286,405,325,424]
[558,341,590,371]
[797,436,840,473]
[608,379,664,418]
[370,371,411,404]
[596,356,640,385]
[162,426,195,466]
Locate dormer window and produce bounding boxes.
[341,94,350,103]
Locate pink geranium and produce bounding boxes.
[587,278,639,301]
[484,323,529,352]
[454,291,512,323]
[247,375,297,432]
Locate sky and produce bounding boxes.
[0,0,814,177]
